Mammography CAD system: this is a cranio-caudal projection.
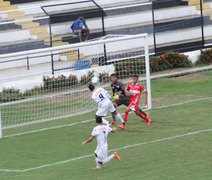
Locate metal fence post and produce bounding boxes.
[152,1,157,54]
[200,0,205,48]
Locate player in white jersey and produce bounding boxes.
[82,116,121,169]
[88,83,125,127]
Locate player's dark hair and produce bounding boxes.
[95,115,103,124]
[88,84,95,91]
[133,75,139,79]
[110,73,116,77]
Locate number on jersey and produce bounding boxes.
[99,93,104,101]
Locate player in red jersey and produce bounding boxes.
[118,75,151,129]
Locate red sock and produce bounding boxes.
[124,112,129,123]
[137,111,148,122]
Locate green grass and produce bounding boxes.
[0,71,212,180]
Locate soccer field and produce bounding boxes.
[0,71,212,180]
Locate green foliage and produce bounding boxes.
[150,51,193,72]
[0,88,24,103]
[43,74,78,90]
[99,73,110,83]
[24,86,44,96]
[114,52,192,78]
[80,71,94,85]
[196,48,212,65]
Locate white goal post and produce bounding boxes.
[0,33,152,138]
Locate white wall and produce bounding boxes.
[0,64,115,92]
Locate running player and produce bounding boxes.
[118,75,151,129]
[88,82,125,126]
[82,116,121,169]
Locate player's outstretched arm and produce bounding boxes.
[82,136,95,145]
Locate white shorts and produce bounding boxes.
[96,101,116,117]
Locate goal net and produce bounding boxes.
[0,33,151,138]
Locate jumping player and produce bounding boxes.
[118,75,151,129]
[82,116,121,169]
[88,81,125,126]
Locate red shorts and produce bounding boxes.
[128,102,139,111]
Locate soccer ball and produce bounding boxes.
[91,76,100,84]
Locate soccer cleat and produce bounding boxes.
[114,152,121,160]
[118,124,125,129]
[92,166,101,170]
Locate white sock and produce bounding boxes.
[115,113,124,123]
[102,117,110,126]
[102,154,114,164]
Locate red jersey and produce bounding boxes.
[125,82,146,105]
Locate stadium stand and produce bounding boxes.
[0,0,212,62]
[0,0,212,85]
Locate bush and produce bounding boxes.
[0,88,24,102]
[43,74,78,90]
[114,52,192,78]
[99,73,110,83]
[150,51,192,72]
[24,86,43,97]
[196,49,212,65]
[80,71,94,85]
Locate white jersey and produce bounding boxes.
[91,87,115,117]
[92,87,111,105]
[91,124,112,159]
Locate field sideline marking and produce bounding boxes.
[4,96,212,138]
[0,128,212,173]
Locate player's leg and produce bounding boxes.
[111,101,119,125]
[109,102,125,127]
[124,100,135,123]
[96,105,110,126]
[124,107,131,122]
[74,29,82,42]
[113,110,125,128]
[135,106,151,126]
[94,153,102,169]
[100,148,121,165]
[102,152,121,164]
[94,146,108,169]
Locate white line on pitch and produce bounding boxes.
[152,96,212,110]
[4,96,212,138]
[0,128,211,173]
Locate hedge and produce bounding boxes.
[196,49,212,65]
